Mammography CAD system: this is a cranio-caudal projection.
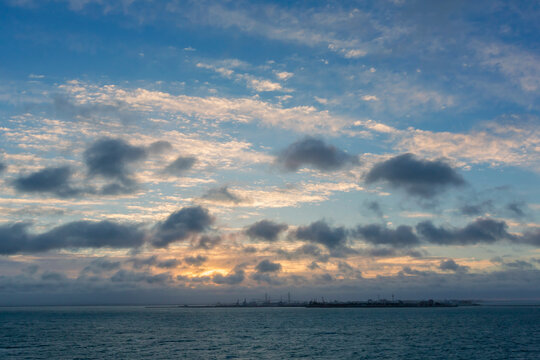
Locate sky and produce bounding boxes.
[0,0,539,305]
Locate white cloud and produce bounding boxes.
[197,61,284,92]
[397,120,540,171]
[343,49,367,58]
[361,95,379,101]
[59,81,350,134]
[479,43,540,92]
[275,71,294,80]
[195,181,364,209]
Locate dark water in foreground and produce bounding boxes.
[1,306,539,359]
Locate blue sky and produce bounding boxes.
[0,0,539,305]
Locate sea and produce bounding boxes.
[1,306,539,359]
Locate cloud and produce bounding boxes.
[506,201,526,218]
[81,258,121,275]
[396,121,540,172]
[164,156,196,176]
[294,220,347,249]
[479,42,540,92]
[361,95,379,101]
[275,71,293,80]
[84,137,147,191]
[255,259,282,273]
[52,94,129,122]
[365,247,397,257]
[110,270,172,284]
[41,271,67,282]
[503,260,534,270]
[0,162,6,173]
[250,272,283,285]
[275,243,329,263]
[520,229,540,247]
[416,218,512,245]
[148,140,172,154]
[12,166,83,198]
[152,206,214,248]
[365,201,384,219]
[183,255,207,266]
[400,266,430,277]
[245,220,288,241]
[212,269,245,285]
[439,259,469,273]
[201,186,243,204]
[196,61,284,92]
[353,224,420,248]
[459,200,493,216]
[276,137,359,172]
[60,81,349,134]
[365,153,465,198]
[127,256,183,270]
[191,235,222,250]
[127,256,158,269]
[0,220,145,255]
[156,259,181,269]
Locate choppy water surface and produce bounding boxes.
[1,306,539,359]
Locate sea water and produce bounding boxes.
[1,306,539,359]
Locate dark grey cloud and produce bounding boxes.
[400,266,430,276]
[184,255,207,266]
[506,201,526,218]
[353,224,420,248]
[439,259,469,273]
[0,162,6,173]
[245,220,288,242]
[13,166,83,198]
[212,269,245,285]
[81,258,121,275]
[128,256,158,269]
[22,264,39,275]
[315,273,334,283]
[192,235,221,250]
[406,249,428,258]
[365,201,384,219]
[126,256,180,269]
[275,244,330,263]
[157,259,181,269]
[416,218,512,245]
[110,270,172,284]
[243,246,257,253]
[99,182,136,195]
[520,229,540,247]
[148,141,172,154]
[53,94,128,122]
[294,220,347,249]
[251,272,284,285]
[459,200,493,215]
[504,260,534,270]
[255,259,282,273]
[295,244,324,257]
[152,206,213,248]
[276,137,359,172]
[0,220,145,255]
[41,271,67,282]
[365,153,465,198]
[84,137,146,190]
[365,247,397,257]
[164,156,196,175]
[201,186,242,204]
